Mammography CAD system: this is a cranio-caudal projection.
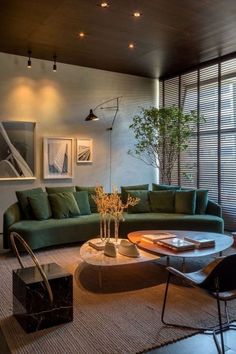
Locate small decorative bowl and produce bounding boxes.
[118,239,140,258]
[104,242,117,257]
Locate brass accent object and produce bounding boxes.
[10,232,54,304]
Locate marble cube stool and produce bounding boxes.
[13,262,73,333]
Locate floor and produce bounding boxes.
[148,327,236,354]
[1,234,236,354]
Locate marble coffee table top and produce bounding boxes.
[80,238,160,267]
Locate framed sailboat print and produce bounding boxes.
[43,137,73,179]
[0,121,36,180]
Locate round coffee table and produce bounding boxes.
[128,230,233,271]
[80,238,161,288]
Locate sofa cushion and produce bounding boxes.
[119,212,224,235]
[127,190,150,213]
[75,186,101,213]
[46,186,75,194]
[121,184,149,203]
[196,189,208,214]
[9,214,101,250]
[28,193,52,220]
[73,191,91,215]
[48,192,80,219]
[149,191,175,213]
[16,188,44,219]
[175,190,196,215]
[152,183,180,191]
[8,212,224,251]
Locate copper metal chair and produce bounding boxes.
[161,254,236,354]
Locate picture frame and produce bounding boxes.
[43,137,73,179]
[76,138,93,163]
[0,121,36,181]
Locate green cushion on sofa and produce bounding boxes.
[48,192,80,219]
[152,183,180,191]
[196,189,208,214]
[16,188,44,219]
[46,186,75,194]
[28,193,52,220]
[121,184,149,203]
[175,190,196,215]
[73,191,91,215]
[75,186,100,213]
[127,190,150,213]
[149,191,175,213]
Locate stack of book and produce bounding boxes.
[89,240,105,251]
[184,236,215,249]
[157,237,195,252]
[141,232,176,243]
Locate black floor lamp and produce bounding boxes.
[85,96,122,191]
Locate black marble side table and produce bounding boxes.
[13,262,73,333]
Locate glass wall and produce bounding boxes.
[160,57,236,230]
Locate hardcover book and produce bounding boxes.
[142,233,176,243]
[184,236,215,249]
[157,237,195,252]
[89,240,105,251]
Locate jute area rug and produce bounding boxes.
[0,244,236,354]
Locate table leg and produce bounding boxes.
[98,266,102,288]
[182,258,186,273]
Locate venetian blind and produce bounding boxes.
[160,56,236,230]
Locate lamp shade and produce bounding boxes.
[85,109,99,121]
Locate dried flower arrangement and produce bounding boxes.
[93,186,139,243]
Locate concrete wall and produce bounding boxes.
[0,52,159,232]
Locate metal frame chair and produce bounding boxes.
[161,254,236,354]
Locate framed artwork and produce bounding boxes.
[0,121,36,180]
[43,137,73,179]
[76,138,93,163]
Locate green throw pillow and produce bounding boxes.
[152,183,180,191]
[46,186,75,194]
[28,193,52,220]
[149,191,175,213]
[196,189,208,214]
[127,190,150,213]
[121,184,149,203]
[75,186,100,213]
[73,191,91,215]
[48,192,80,219]
[175,190,196,215]
[180,187,208,214]
[16,187,44,219]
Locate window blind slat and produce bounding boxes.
[160,56,236,230]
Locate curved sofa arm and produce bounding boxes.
[3,203,22,249]
[206,200,222,218]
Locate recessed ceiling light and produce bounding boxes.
[128,43,135,49]
[133,12,142,17]
[100,2,109,7]
[79,32,85,38]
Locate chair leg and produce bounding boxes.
[161,272,206,331]
[224,301,229,324]
[161,272,171,325]
[216,293,225,354]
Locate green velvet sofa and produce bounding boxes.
[3,191,223,250]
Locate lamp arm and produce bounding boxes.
[93,96,122,112]
[109,105,119,130]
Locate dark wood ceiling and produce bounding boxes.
[0,0,236,78]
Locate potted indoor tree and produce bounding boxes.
[128,105,203,184]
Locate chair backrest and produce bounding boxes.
[201,254,236,292]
